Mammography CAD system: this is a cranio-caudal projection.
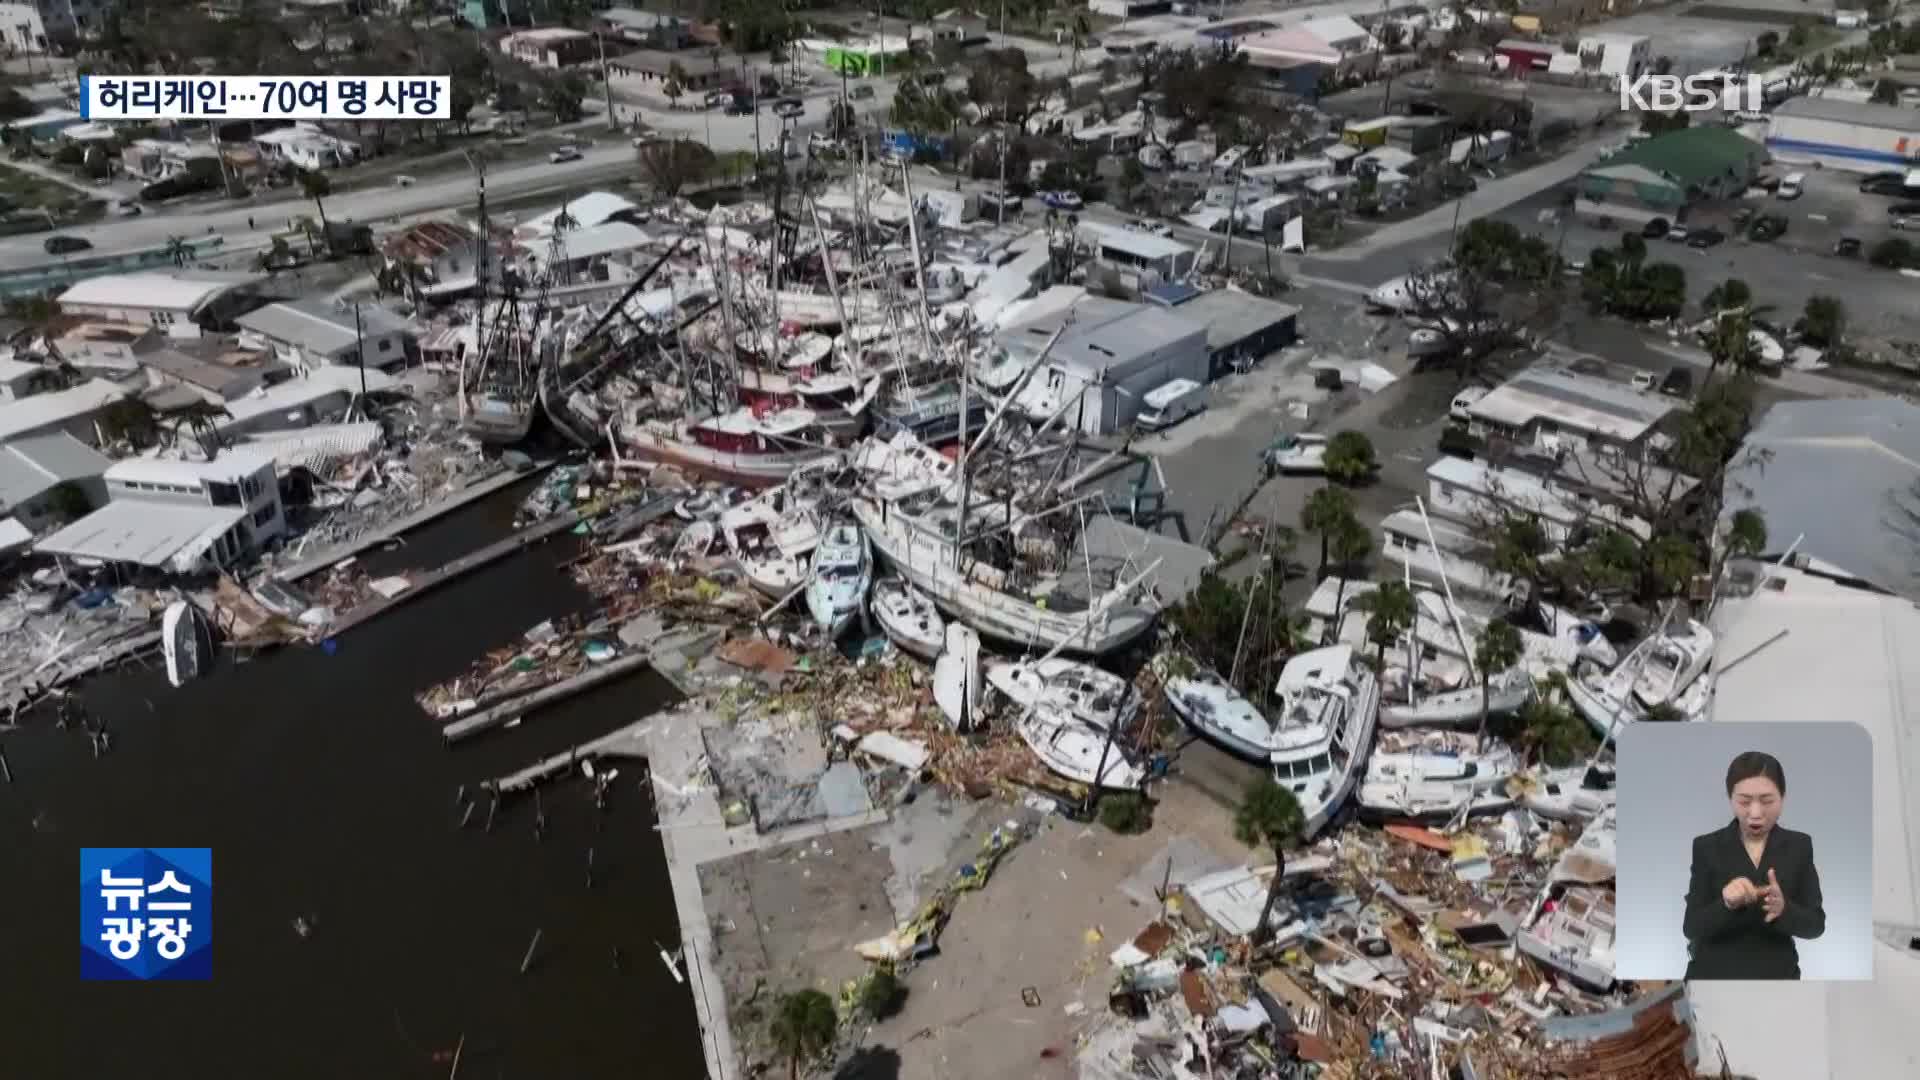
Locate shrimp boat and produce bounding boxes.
[804,519,872,638]
[161,599,213,688]
[1357,730,1519,820]
[872,378,991,445]
[985,657,1137,734]
[850,495,1160,656]
[1016,706,1146,790]
[619,405,844,487]
[871,578,944,661]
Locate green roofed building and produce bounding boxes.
[1575,126,1768,225]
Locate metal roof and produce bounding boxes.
[1723,397,1920,598]
[1158,288,1300,354]
[1052,305,1206,378]
[33,499,245,568]
[0,431,109,510]
[56,272,257,314]
[0,379,128,442]
[1143,282,1204,307]
[106,450,276,487]
[1468,366,1674,442]
[236,300,417,356]
[525,221,651,266]
[1773,94,1920,131]
[1692,560,1920,1078]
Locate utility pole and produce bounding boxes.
[595,31,618,133]
[351,301,369,403]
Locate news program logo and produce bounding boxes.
[1619,74,1767,115]
[80,848,212,980]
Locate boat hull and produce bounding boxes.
[1380,675,1532,729]
[625,433,843,489]
[872,581,943,661]
[162,600,210,688]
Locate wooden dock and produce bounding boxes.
[324,508,586,638]
[272,462,553,584]
[443,650,655,744]
[484,722,651,795]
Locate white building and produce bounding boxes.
[515,192,638,241]
[0,431,109,534]
[255,125,359,171]
[0,378,129,447]
[521,221,653,282]
[1015,304,1209,435]
[55,272,266,334]
[236,299,418,372]
[24,0,107,41]
[0,2,48,52]
[34,450,286,574]
[1424,454,1671,544]
[1076,223,1199,284]
[1765,96,1920,173]
[1578,33,1650,83]
[1465,365,1677,456]
[0,356,57,402]
[499,27,599,69]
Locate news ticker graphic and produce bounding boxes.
[81,76,451,122]
[80,848,213,981]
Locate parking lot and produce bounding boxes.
[1581,8,1805,75]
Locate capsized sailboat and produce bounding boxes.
[933,623,983,730]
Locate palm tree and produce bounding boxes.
[1359,580,1417,668]
[1300,484,1356,581]
[768,988,837,1080]
[1323,430,1377,486]
[298,169,333,252]
[165,234,191,267]
[1325,514,1373,636]
[253,236,293,274]
[1233,776,1307,945]
[1473,620,1524,750]
[1726,508,1768,559]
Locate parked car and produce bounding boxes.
[849,84,875,100]
[1642,217,1670,239]
[1834,236,1864,257]
[548,145,583,164]
[113,201,141,217]
[1631,371,1656,392]
[1748,213,1788,241]
[1659,366,1694,398]
[772,97,804,118]
[1666,223,1689,243]
[703,89,730,109]
[1259,432,1330,475]
[978,190,1022,215]
[1730,206,1757,229]
[1137,379,1206,431]
[1777,172,1805,199]
[1687,227,1725,249]
[1129,218,1173,236]
[1041,190,1083,210]
[725,97,755,115]
[43,235,90,254]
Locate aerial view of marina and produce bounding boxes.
[3,1,1917,1078]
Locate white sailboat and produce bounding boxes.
[871,577,944,661]
[1567,614,1715,737]
[720,478,825,598]
[1511,764,1618,823]
[985,657,1137,734]
[804,519,872,638]
[1357,730,1519,820]
[1016,706,1146,790]
[932,623,983,730]
[161,599,211,688]
[1631,619,1715,710]
[1380,667,1534,729]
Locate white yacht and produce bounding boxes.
[1632,619,1715,710]
[804,519,872,638]
[1357,730,1519,820]
[1265,645,1380,837]
[1518,885,1616,992]
[933,623,984,730]
[986,657,1136,734]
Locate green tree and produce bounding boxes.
[1798,295,1845,347]
[164,235,192,267]
[769,989,837,1079]
[1486,514,1551,607]
[1325,515,1374,634]
[638,138,718,197]
[1232,776,1306,945]
[1788,22,1811,49]
[1703,310,1758,376]
[666,61,689,109]
[1098,791,1152,834]
[297,169,332,249]
[1323,430,1377,485]
[1512,698,1594,767]
[1358,580,1417,667]
[857,967,906,1020]
[1871,235,1916,269]
[1301,484,1357,581]
[1726,508,1769,559]
[1702,278,1751,314]
[1473,619,1524,749]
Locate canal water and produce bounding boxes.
[0,482,707,1079]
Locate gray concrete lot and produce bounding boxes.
[1583,9,1800,75]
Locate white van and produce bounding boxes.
[1137,379,1205,431]
[1778,172,1805,199]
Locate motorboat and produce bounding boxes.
[986,657,1136,734]
[1518,885,1616,992]
[1567,633,1714,739]
[1511,763,1617,823]
[1265,645,1380,837]
[1259,432,1329,475]
[719,478,825,598]
[620,406,844,487]
[1357,730,1519,820]
[1157,660,1279,763]
[871,577,944,661]
[162,599,212,688]
[933,623,984,730]
[804,519,872,638]
[1631,619,1715,710]
[1016,706,1145,790]
[1550,807,1617,884]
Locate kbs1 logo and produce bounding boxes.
[80,848,212,980]
[1619,74,1767,114]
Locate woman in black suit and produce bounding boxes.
[1682,751,1826,980]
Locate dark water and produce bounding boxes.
[0,485,707,1080]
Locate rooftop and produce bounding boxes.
[1691,560,1920,1078]
[235,300,417,356]
[0,379,128,443]
[1468,365,1675,443]
[504,27,592,44]
[525,221,652,266]
[1723,396,1920,599]
[1145,286,1300,355]
[1593,126,1765,189]
[106,450,276,487]
[1053,305,1206,377]
[0,431,109,511]
[516,192,637,239]
[33,499,245,569]
[56,272,259,315]
[1773,94,1920,130]
[1079,222,1195,262]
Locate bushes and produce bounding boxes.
[1099,793,1153,835]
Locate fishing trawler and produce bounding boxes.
[871,378,991,445]
[620,405,845,487]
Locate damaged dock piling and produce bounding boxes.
[441,650,656,744]
[518,929,542,976]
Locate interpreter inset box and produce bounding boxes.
[1615,722,1873,982]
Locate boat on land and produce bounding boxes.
[872,577,944,661]
[162,600,212,688]
[621,406,844,487]
[1357,730,1518,820]
[1016,707,1145,790]
[985,657,1136,734]
[933,623,984,730]
[805,519,872,638]
[1380,667,1534,729]
[1267,644,1380,837]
